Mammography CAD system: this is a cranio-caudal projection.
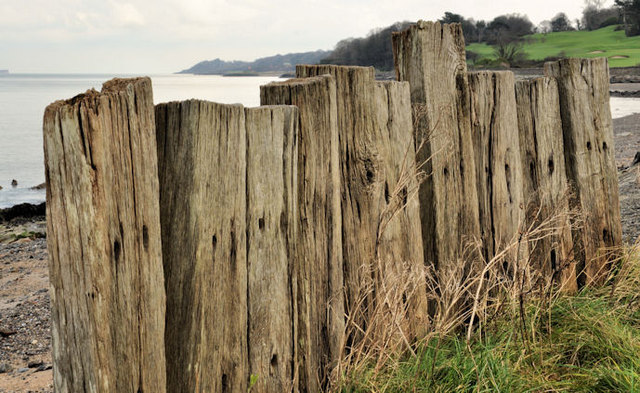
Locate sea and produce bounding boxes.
[0,73,639,209]
[0,73,280,208]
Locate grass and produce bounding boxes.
[336,243,640,393]
[331,111,640,392]
[467,25,640,68]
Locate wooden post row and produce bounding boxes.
[43,78,167,392]
[261,68,429,388]
[42,23,623,393]
[393,21,620,289]
[292,65,429,341]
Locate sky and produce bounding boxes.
[0,0,615,74]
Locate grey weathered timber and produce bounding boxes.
[296,65,429,341]
[373,80,429,338]
[261,76,343,392]
[515,78,577,292]
[156,100,248,393]
[245,106,298,392]
[43,77,166,392]
[544,58,622,286]
[392,21,482,274]
[294,65,379,338]
[469,71,527,273]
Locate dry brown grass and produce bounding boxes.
[328,107,586,390]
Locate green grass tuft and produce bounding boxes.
[338,245,640,392]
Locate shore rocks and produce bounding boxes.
[611,90,640,98]
[0,202,46,223]
[611,75,640,84]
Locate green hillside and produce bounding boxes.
[467,25,640,68]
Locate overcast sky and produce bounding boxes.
[0,0,614,74]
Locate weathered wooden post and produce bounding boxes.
[468,71,527,275]
[245,105,298,392]
[544,58,622,286]
[261,75,343,392]
[156,101,300,392]
[295,65,429,340]
[515,77,577,292]
[392,21,482,275]
[372,80,429,338]
[156,101,248,393]
[43,77,166,392]
[294,66,378,341]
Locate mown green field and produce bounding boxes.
[467,25,640,68]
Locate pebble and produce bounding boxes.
[28,360,43,368]
[0,363,13,373]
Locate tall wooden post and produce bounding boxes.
[245,105,299,393]
[156,100,248,393]
[392,21,482,275]
[468,71,527,275]
[544,58,622,286]
[295,66,378,341]
[43,77,166,392]
[372,80,429,338]
[515,77,577,292]
[261,76,343,392]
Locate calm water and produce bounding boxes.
[0,74,639,208]
[0,74,279,208]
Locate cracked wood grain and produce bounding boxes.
[545,58,622,286]
[43,77,166,393]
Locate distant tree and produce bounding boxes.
[539,20,552,33]
[462,19,480,42]
[585,0,606,9]
[582,5,620,30]
[439,12,464,24]
[486,14,534,44]
[476,20,487,42]
[551,13,574,31]
[320,21,413,70]
[615,0,640,36]
[439,12,480,43]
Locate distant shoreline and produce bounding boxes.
[178,70,288,77]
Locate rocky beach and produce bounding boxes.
[0,96,639,393]
[0,217,50,393]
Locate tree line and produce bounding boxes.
[320,0,640,71]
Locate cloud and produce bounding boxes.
[110,1,146,28]
[0,0,618,73]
